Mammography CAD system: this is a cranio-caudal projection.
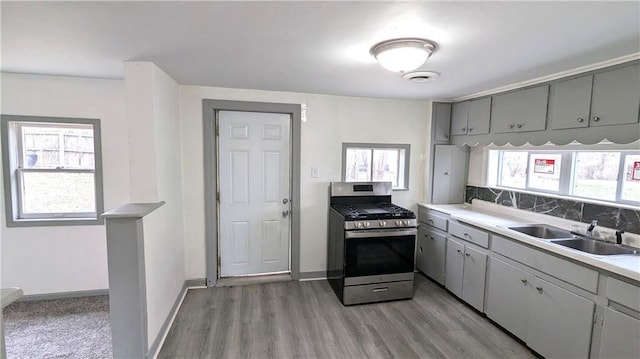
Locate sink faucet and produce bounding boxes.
[616,230,625,245]
[586,220,597,237]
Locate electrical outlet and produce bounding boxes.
[311,166,319,178]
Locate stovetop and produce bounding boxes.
[332,203,416,220]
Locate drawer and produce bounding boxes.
[343,280,414,305]
[493,235,599,293]
[418,207,448,231]
[607,277,640,312]
[448,221,489,248]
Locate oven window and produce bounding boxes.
[345,235,415,277]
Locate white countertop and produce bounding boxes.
[419,201,640,283]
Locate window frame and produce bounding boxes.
[493,148,640,207]
[341,142,410,190]
[1,115,105,227]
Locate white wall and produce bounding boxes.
[179,86,431,278]
[0,73,130,295]
[124,62,186,348]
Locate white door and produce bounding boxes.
[218,111,291,277]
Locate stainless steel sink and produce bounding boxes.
[551,238,640,256]
[507,224,575,239]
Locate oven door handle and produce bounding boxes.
[345,228,417,239]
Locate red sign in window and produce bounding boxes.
[534,159,555,174]
[632,161,640,181]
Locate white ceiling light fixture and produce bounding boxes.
[370,38,437,73]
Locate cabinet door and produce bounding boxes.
[467,98,491,135]
[451,101,469,136]
[445,237,465,298]
[432,145,468,204]
[416,226,428,273]
[599,307,640,359]
[462,246,487,312]
[423,227,446,285]
[527,277,594,359]
[491,85,549,133]
[433,102,452,142]
[549,75,592,130]
[486,257,531,340]
[591,64,640,127]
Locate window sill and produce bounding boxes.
[6,217,105,228]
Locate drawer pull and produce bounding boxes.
[456,249,462,254]
[521,278,528,284]
[372,287,389,293]
[465,253,471,257]
[430,236,434,240]
[463,232,470,237]
[428,219,434,223]
[536,286,543,293]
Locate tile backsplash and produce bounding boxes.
[465,186,640,235]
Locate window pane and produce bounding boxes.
[499,151,527,188]
[572,152,620,201]
[21,171,96,214]
[23,126,94,169]
[621,154,640,202]
[528,154,562,192]
[372,149,400,187]
[345,148,372,182]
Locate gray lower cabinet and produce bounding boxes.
[527,276,595,359]
[487,256,595,359]
[599,307,640,359]
[486,257,531,339]
[445,237,487,312]
[491,85,549,133]
[416,225,446,285]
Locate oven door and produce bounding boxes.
[344,228,416,284]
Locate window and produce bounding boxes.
[492,149,639,206]
[342,143,410,190]
[1,115,104,226]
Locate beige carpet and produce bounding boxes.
[3,295,111,358]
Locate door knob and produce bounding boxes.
[282,198,289,204]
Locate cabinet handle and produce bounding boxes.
[444,134,449,139]
[419,246,423,253]
[428,219,434,223]
[536,286,543,293]
[444,171,450,176]
[516,124,523,129]
[592,116,600,122]
[468,128,473,132]
[372,287,389,293]
[465,253,471,257]
[463,233,470,237]
[456,249,462,254]
[521,278,527,284]
[508,124,514,129]
[430,236,434,241]
[461,127,467,131]
[577,117,584,123]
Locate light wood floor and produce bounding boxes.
[159,274,536,358]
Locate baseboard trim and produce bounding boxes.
[146,279,192,359]
[19,289,109,302]
[299,271,327,281]
[185,278,206,288]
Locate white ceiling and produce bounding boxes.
[2,1,639,100]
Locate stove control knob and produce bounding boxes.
[404,220,410,226]
[395,220,401,226]
[379,220,386,227]
[354,222,362,228]
[364,222,370,228]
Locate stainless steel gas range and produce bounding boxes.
[327,182,417,305]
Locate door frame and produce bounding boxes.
[203,99,301,286]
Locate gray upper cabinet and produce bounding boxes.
[432,102,452,142]
[467,98,491,135]
[451,98,491,136]
[491,85,549,133]
[590,64,640,127]
[549,75,593,130]
[450,101,469,136]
